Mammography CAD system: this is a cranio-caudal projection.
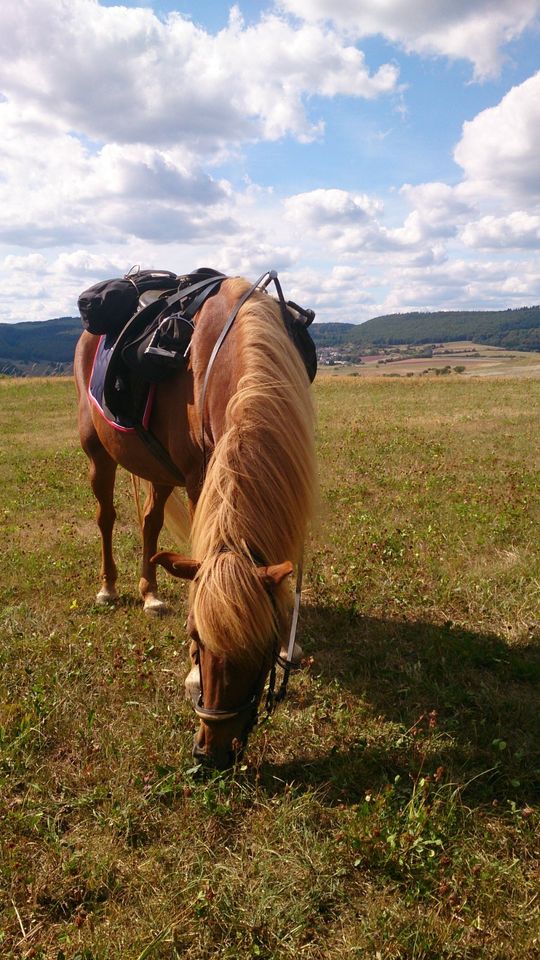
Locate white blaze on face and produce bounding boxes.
[279,641,304,664]
[185,664,201,704]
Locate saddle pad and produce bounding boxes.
[89,335,155,432]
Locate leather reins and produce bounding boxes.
[199,269,284,473]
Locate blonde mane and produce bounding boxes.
[190,278,316,661]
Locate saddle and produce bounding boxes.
[81,266,317,475]
[84,268,227,429]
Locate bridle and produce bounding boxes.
[191,554,303,734]
[192,639,264,735]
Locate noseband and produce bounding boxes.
[192,556,303,732]
[192,642,263,731]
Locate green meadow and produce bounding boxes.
[1,374,539,959]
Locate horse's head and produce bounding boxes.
[153,550,293,769]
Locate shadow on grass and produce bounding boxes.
[260,602,540,807]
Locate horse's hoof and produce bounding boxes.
[143,596,169,617]
[96,587,119,605]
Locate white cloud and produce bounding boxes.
[277,263,377,323]
[278,0,540,78]
[218,241,299,277]
[454,72,540,201]
[285,188,382,232]
[0,103,237,248]
[283,187,427,257]
[282,185,469,255]
[1,3,539,324]
[390,183,474,244]
[52,251,140,279]
[3,253,48,273]
[0,0,402,305]
[461,212,540,248]
[279,173,540,318]
[88,146,226,205]
[372,253,540,313]
[0,1,399,151]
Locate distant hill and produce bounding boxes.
[0,317,81,375]
[1,303,539,375]
[310,305,540,352]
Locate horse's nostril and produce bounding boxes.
[192,734,207,761]
[192,734,240,770]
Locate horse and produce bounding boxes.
[74,275,316,768]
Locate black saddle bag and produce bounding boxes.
[78,270,179,336]
[78,278,139,336]
[282,306,317,383]
[289,319,317,382]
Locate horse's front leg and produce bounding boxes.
[87,446,119,605]
[139,482,174,615]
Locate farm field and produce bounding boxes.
[1,374,539,959]
[320,341,540,379]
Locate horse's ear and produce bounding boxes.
[257,561,293,592]
[151,552,200,580]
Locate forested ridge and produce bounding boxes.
[1,303,539,375]
[0,317,80,366]
[310,305,540,351]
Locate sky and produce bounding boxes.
[1,0,540,325]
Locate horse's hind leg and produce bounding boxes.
[85,439,119,604]
[139,482,174,616]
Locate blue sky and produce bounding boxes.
[0,0,539,323]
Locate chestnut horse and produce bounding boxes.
[74,277,315,768]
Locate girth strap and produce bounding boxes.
[134,423,185,485]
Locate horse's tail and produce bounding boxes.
[163,488,191,546]
[130,474,145,530]
[130,475,191,547]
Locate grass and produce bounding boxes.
[0,374,539,959]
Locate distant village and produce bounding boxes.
[316,343,437,366]
[317,345,364,365]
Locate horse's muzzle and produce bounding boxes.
[192,733,245,770]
